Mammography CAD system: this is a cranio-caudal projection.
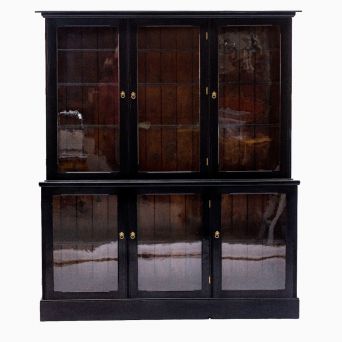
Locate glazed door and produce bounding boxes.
[211,187,297,297]
[129,191,210,297]
[43,189,127,299]
[47,19,129,178]
[129,19,209,177]
[210,20,291,177]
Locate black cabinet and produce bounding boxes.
[39,11,300,320]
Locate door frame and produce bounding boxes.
[127,18,210,178]
[211,183,298,298]
[128,185,211,298]
[45,17,130,180]
[209,17,292,178]
[41,185,128,299]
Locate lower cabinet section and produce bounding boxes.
[40,180,299,320]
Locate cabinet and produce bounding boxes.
[39,11,300,320]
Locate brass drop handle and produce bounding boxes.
[130,231,136,240]
[120,90,126,99]
[131,91,136,100]
[214,230,220,239]
[211,91,217,100]
[119,232,125,240]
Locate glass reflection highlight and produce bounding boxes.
[54,242,118,292]
[138,242,201,291]
[222,242,285,290]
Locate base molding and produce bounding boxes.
[40,298,299,321]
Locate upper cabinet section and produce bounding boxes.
[42,12,295,179]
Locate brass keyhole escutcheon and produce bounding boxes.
[211,91,217,100]
[130,232,136,240]
[131,91,136,100]
[119,232,125,240]
[120,90,126,99]
[214,230,220,239]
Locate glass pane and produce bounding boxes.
[138,27,200,172]
[52,194,118,292]
[57,27,119,172]
[137,194,202,291]
[218,26,281,171]
[221,193,286,290]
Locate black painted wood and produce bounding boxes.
[40,298,300,321]
[39,11,299,320]
[40,179,300,187]
[37,11,300,19]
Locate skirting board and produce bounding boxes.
[40,298,299,321]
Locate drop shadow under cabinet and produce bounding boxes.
[39,11,300,320]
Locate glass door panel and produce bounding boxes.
[57,27,120,172]
[218,26,281,171]
[220,193,287,291]
[52,194,119,293]
[137,27,200,172]
[136,193,204,295]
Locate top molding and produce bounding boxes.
[36,11,300,19]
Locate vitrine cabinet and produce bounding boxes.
[39,11,300,320]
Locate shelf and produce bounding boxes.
[58,48,117,52]
[58,82,118,87]
[218,123,280,128]
[138,82,199,86]
[58,124,119,129]
[138,123,199,129]
[138,48,198,53]
[219,81,279,86]
[218,48,280,54]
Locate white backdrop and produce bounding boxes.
[0,0,341,340]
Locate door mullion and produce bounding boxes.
[209,20,219,175]
[202,192,211,297]
[128,20,138,176]
[211,192,222,297]
[127,191,138,297]
[200,22,210,175]
[118,192,128,297]
[119,19,129,176]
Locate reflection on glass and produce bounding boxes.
[218,26,281,171]
[138,27,200,172]
[137,194,202,291]
[52,194,118,292]
[57,27,120,172]
[221,193,286,290]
